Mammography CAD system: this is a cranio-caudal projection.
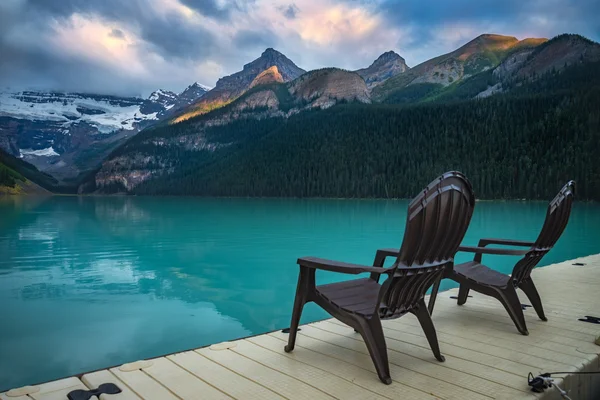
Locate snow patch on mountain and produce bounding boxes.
[20,147,60,157]
[0,92,158,134]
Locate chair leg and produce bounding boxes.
[457,284,470,306]
[519,278,547,321]
[496,286,529,335]
[285,267,311,352]
[356,316,392,384]
[411,299,445,362]
[427,275,442,315]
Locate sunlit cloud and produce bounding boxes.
[49,14,144,75]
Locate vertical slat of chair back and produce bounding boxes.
[379,171,476,317]
[397,171,476,268]
[511,181,576,285]
[380,267,444,317]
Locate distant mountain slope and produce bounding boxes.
[372,34,547,102]
[490,34,600,86]
[0,148,54,194]
[355,51,409,89]
[436,34,600,102]
[172,48,306,122]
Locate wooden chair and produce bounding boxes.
[428,181,576,335]
[284,171,475,384]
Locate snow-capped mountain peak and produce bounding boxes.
[184,82,213,93]
[148,89,178,104]
[174,82,210,108]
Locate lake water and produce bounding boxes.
[0,196,599,390]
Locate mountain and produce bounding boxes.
[0,85,208,182]
[175,83,211,109]
[83,33,600,200]
[372,34,548,102]
[89,57,600,200]
[478,34,600,97]
[430,34,600,102]
[147,89,178,109]
[355,51,409,89]
[210,68,370,122]
[172,48,306,123]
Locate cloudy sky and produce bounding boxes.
[1,0,598,97]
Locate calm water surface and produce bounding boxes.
[1,196,599,389]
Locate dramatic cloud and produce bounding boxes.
[108,28,125,39]
[279,4,300,19]
[0,0,598,97]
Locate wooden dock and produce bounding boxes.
[2,255,599,400]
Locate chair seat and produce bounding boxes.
[454,261,511,287]
[316,278,382,316]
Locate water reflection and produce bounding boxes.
[0,196,599,390]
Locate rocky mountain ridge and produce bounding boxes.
[372,34,548,101]
[172,48,306,123]
[355,51,409,89]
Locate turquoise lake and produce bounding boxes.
[0,196,599,390]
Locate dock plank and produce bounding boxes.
[109,367,179,400]
[29,377,94,400]
[326,318,535,391]
[313,321,535,399]
[251,333,439,400]
[0,394,31,400]
[81,370,141,400]
[387,311,591,363]
[168,351,284,400]
[196,345,335,400]
[234,339,388,400]
[427,304,599,359]
[142,357,231,400]
[293,324,490,400]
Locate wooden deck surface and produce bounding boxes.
[2,254,599,400]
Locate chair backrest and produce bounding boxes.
[511,181,575,285]
[379,171,476,318]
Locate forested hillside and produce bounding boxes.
[101,60,600,200]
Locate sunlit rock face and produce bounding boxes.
[288,68,371,108]
[249,66,284,89]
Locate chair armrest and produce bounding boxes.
[373,248,400,267]
[375,248,401,258]
[478,238,534,248]
[458,246,529,263]
[298,256,393,275]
